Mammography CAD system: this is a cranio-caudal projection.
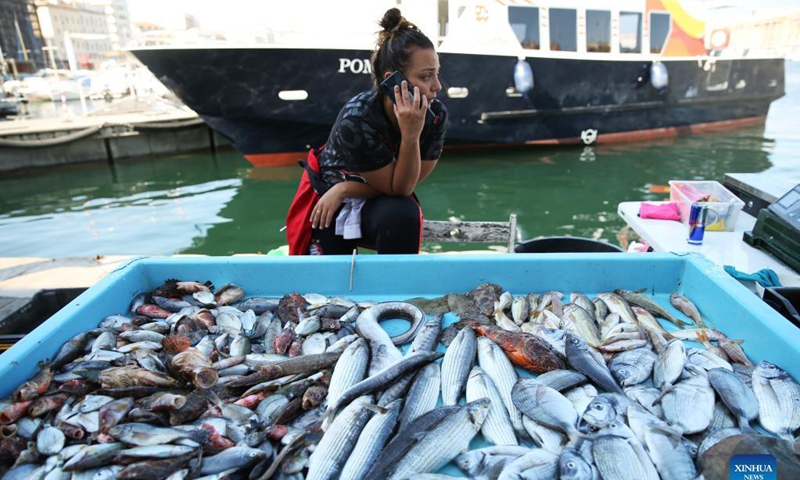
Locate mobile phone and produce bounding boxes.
[379,71,435,125]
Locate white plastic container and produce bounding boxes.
[669,180,745,232]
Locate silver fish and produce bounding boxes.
[624,385,665,418]
[697,427,742,457]
[512,379,578,440]
[610,348,658,387]
[199,445,267,475]
[565,333,623,395]
[660,373,715,434]
[533,369,588,392]
[406,315,443,356]
[467,366,517,446]
[307,396,374,480]
[355,303,408,375]
[591,422,659,480]
[36,425,66,456]
[386,398,490,480]
[497,449,559,480]
[399,362,441,427]
[295,315,321,335]
[707,367,758,433]
[339,399,402,480]
[477,337,524,435]
[751,360,800,440]
[521,416,567,454]
[302,333,327,355]
[564,383,598,418]
[597,293,638,326]
[441,327,477,406]
[653,339,686,390]
[455,446,530,479]
[326,338,369,412]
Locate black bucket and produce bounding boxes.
[514,236,624,253]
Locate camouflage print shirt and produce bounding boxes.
[317,90,448,189]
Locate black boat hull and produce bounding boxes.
[132,47,784,165]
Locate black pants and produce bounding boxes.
[309,195,422,255]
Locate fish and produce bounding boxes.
[339,399,403,480]
[277,292,308,326]
[306,396,374,480]
[653,339,687,390]
[609,348,658,387]
[406,315,442,356]
[512,379,579,441]
[660,373,715,435]
[471,324,565,374]
[326,338,369,413]
[441,327,477,406]
[455,446,530,479]
[563,304,601,347]
[669,292,706,327]
[615,289,690,327]
[398,362,441,428]
[476,337,524,435]
[326,352,443,420]
[751,360,800,440]
[591,422,659,480]
[707,368,759,434]
[496,448,559,480]
[355,303,409,376]
[468,283,502,318]
[466,366,517,446]
[385,398,490,480]
[565,333,624,395]
[363,405,462,480]
[13,361,53,402]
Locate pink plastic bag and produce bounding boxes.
[639,202,681,221]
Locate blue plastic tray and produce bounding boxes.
[1,253,798,398]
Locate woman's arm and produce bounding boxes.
[311,181,381,229]
[360,83,428,196]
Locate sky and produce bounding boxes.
[126,0,800,33]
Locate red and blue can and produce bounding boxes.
[687,203,707,245]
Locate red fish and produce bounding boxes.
[136,304,172,319]
[471,324,565,374]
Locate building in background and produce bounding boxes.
[707,7,800,59]
[0,0,46,74]
[34,0,132,71]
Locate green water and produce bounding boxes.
[2,62,799,257]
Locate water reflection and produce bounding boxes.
[2,62,799,257]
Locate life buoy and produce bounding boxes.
[581,129,598,145]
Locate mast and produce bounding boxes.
[14,12,29,62]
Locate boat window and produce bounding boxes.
[278,90,308,101]
[508,6,540,50]
[620,11,642,53]
[650,12,671,54]
[550,8,577,52]
[447,87,469,98]
[586,10,611,53]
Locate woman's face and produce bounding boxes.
[400,47,442,101]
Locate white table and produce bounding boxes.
[618,201,800,287]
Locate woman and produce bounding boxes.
[287,8,448,255]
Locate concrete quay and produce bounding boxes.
[0,99,229,172]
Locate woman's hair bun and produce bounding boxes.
[380,8,403,32]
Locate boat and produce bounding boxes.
[130,0,785,167]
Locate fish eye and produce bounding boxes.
[567,461,576,468]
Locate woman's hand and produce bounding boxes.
[394,81,427,140]
[311,183,345,229]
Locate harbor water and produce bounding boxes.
[1,61,798,258]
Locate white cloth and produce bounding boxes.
[335,198,366,240]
